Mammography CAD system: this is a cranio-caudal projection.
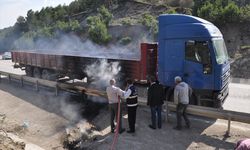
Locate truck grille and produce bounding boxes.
[222,69,230,88]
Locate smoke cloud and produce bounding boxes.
[85,59,121,88]
[14,33,141,61]
[35,91,83,122]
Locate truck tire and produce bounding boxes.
[189,94,198,105]
[42,69,50,80]
[33,67,41,78]
[214,100,223,109]
[25,66,33,77]
[166,87,174,102]
[42,69,57,81]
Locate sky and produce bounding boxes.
[0,0,75,29]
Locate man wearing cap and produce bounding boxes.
[124,79,138,133]
[173,76,191,130]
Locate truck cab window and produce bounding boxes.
[185,41,211,65]
[185,41,212,74]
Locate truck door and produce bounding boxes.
[183,41,214,90]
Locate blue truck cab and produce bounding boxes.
[158,14,230,108]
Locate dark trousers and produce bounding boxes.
[150,105,162,128]
[127,106,137,132]
[176,103,190,128]
[109,103,123,131]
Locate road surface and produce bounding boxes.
[224,83,250,113]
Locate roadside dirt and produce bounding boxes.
[0,80,73,149]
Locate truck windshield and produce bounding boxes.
[212,39,229,64]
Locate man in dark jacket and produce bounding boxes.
[147,76,165,129]
[124,79,138,133]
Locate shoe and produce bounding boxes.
[173,126,181,130]
[119,128,125,134]
[148,125,156,130]
[127,130,135,133]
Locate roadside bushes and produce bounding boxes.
[119,37,132,45]
[196,0,250,25]
[140,14,158,36]
[87,6,112,45]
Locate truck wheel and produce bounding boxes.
[33,67,41,78]
[166,87,174,102]
[214,100,223,109]
[42,69,57,81]
[25,66,33,77]
[189,94,198,105]
[42,69,50,80]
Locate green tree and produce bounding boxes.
[15,16,28,33]
[87,16,111,44]
[221,2,241,23]
[241,5,250,21]
[98,5,112,25]
[164,8,177,14]
[140,14,158,35]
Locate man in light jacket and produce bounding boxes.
[173,76,191,130]
[106,79,125,134]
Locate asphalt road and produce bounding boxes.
[0,59,249,114]
[224,83,250,113]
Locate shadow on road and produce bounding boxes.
[0,78,107,122]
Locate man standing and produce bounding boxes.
[106,79,125,134]
[147,76,165,129]
[173,76,190,130]
[124,79,138,133]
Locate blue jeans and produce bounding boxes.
[150,105,162,128]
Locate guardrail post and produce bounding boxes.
[55,84,58,96]
[36,80,39,91]
[197,95,201,106]
[166,102,170,123]
[226,115,231,136]
[8,74,11,83]
[21,76,24,87]
[0,73,1,83]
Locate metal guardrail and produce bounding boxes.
[0,71,107,97]
[137,97,250,135]
[166,102,250,135]
[1,71,250,135]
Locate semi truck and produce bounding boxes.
[11,14,230,108]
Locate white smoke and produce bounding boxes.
[14,33,141,61]
[85,59,121,88]
[59,96,81,121]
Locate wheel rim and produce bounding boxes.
[42,69,49,80]
[25,66,33,77]
[33,68,41,78]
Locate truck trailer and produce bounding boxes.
[11,14,230,108]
